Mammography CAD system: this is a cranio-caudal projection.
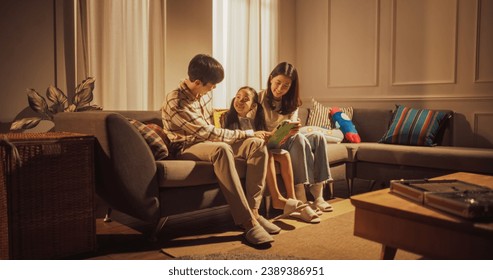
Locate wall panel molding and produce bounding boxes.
[302,95,493,103]
[391,0,458,85]
[327,0,379,88]
[475,0,493,83]
[474,113,493,148]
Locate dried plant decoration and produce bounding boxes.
[10,77,102,130]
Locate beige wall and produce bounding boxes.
[165,0,213,94]
[278,0,297,64]
[292,0,493,148]
[2,0,492,148]
[0,0,212,131]
[0,0,56,127]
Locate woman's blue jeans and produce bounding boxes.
[280,131,332,185]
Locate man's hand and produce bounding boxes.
[254,131,272,141]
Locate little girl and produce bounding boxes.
[222,86,320,223]
[258,62,334,213]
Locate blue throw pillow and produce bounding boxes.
[379,105,452,146]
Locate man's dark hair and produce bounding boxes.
[188,54,224,85]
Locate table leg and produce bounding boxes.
[380,244,397,260]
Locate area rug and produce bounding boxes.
[174,252,305,260]
[161,200,421,260]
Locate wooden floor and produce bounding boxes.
[70,180,374,260]
[74,204,237,260]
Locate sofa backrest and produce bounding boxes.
[298,107,454,145]
[298,107,392,142]
[112,110,163,126]
[351,108,393,142]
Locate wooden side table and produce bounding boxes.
[350,172,493,259]
[1,132,96,259]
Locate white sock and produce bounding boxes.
[294,184,307,203]
[309,183,324,200]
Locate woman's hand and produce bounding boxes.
[277,122,301,145]
[288,122,301,136]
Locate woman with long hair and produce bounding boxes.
[258,62,334,214]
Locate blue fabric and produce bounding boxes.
[280,132,332,185]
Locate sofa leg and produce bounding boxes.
[148,216,169,242]
[326,181,334,199]
[103,208,112,223]
[346,178,353,198]
[263,195,272,218]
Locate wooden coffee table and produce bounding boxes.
[350,172,493,259]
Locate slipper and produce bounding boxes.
[313,197,333,212]
[257,216,281,234]
[244,225,274,245]
[308,202,324,216]
[289,206,321,224]
[273,199,308,220]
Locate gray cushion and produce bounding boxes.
[356,143,493,174]
[327,143,351,165]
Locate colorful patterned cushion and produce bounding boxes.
[128,119,169,160]
[145,123,171,147]
[307,99,354,129]
[299,126,345,143]
[379,105,452,146]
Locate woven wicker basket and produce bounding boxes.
[0,132,96,259]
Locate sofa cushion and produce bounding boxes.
[327,143,351,165]
[299,126,344,143]
[379,105,452,146]
[156,158,246,188]
[306,99,354,129]
[355,143,493,174]
[213,109,228,128]
[145,123,178,157]
[307,99,332,128]
[331,107,360,143]
[128,118,169,160]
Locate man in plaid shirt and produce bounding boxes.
[161,54,279,245]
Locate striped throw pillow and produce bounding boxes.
[307,99,332,128]
[306,99,354,129]
[379,105,452,146]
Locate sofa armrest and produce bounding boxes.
[54,111,160,222]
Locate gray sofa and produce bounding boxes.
[54,111,238,239]
[297,108,493,196]
[54,108,493,236]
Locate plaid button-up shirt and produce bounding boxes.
[161,81,249,150]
